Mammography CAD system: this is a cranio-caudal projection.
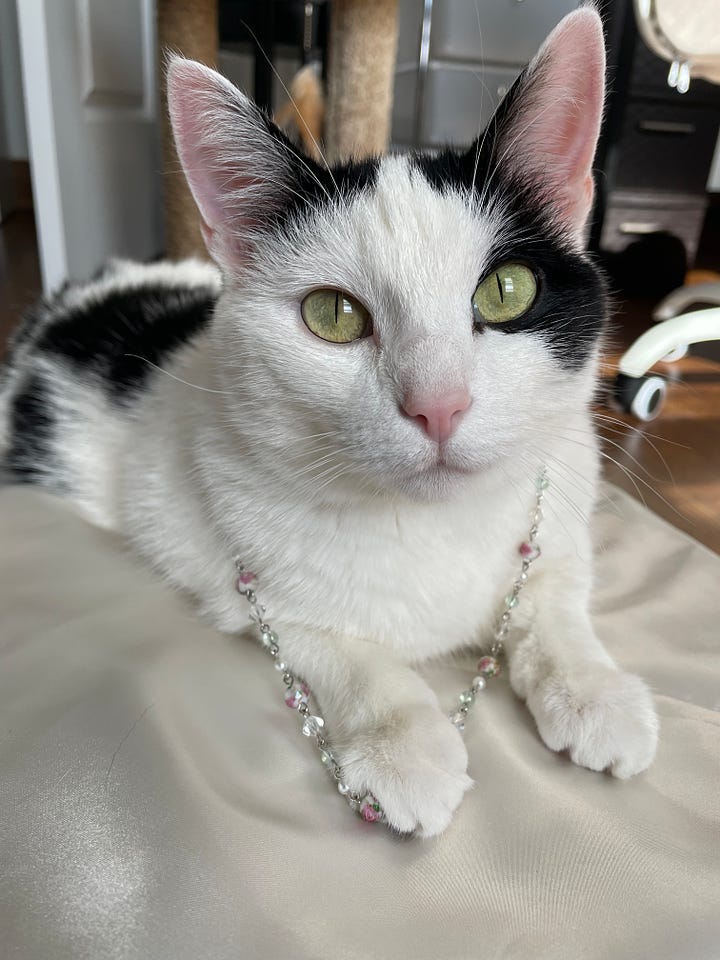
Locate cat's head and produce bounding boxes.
[167,7,607,503]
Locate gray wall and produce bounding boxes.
[0,0,29,160]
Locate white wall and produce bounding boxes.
[18,0,163,293]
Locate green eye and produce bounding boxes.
[472,262,537,325]
[301,289,372,343]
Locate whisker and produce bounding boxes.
[122,355,233,394]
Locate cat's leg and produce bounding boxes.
[268,622,472,837]
[507,555,659,778]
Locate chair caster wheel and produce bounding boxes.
[614,373,666,421]
[662,342,688,362]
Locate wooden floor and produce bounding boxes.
[0,210,41,356]
[598,300,720,555]
[1,208,719,553]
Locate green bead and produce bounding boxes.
[459,690,475,705]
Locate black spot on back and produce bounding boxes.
[34,284,217,401]
[5,373,61,486]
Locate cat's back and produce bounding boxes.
[0,258,220,515]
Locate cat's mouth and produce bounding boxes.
[430,446,478,474]
[393,455,480,501]
[427,459,476,477]
[409,452,480,485]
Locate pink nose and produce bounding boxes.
[402,388,471,445]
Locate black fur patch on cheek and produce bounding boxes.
[412,146,607,370]
[6,374,62,486]
[491,247,608,370]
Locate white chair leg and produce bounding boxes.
[613,306,720,420]
[619,308,720,378]
[653,282,720,321]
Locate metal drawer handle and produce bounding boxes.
[638,120,696,135]
[619,221,662,235]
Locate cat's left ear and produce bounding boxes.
[484,6,606,245]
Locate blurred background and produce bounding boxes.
[0,0,718,550]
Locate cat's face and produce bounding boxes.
[169,8,607,502]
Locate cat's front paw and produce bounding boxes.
[523,663,659,779]
[340,703,472,837]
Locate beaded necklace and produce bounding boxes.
[233,469,548,825]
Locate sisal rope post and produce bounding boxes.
[324,0,400,164]
[158,0,218,260]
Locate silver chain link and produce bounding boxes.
[233,468,548,825]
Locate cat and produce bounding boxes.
[0,7,658,837]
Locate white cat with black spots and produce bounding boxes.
[0,7,658,837]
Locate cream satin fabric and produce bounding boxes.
[1,484,718,960]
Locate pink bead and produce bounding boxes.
[519,541,541,561]
[236,571,257,593]
[360,798,383,822]
[284,684,309,709]
[477,656,501,678]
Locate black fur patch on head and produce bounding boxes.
[32,283,217,401]
[411,65,607,371]
[260,115,380,229]
[5,373,61,486]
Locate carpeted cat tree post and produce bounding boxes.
[324,0,400,163]
[158,0,218,261]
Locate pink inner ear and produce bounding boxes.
[167,58,284,265]
[168,60,239,230]
[504,9,606,240]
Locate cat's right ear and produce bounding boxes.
[167,57,297,269]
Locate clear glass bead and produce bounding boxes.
[320,748,335,766]
[449,711,466,731]
[459,690,475,705]
[249,604,266,622]
[302,715,325,737]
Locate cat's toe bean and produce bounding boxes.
[526,664,659,778]
[340,703,472,838]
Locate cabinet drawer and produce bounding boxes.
[421,63,520,146]
[429,0,578,65]
[600,192,707,263]
[392,68,418,145]
[612,103,719,193]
